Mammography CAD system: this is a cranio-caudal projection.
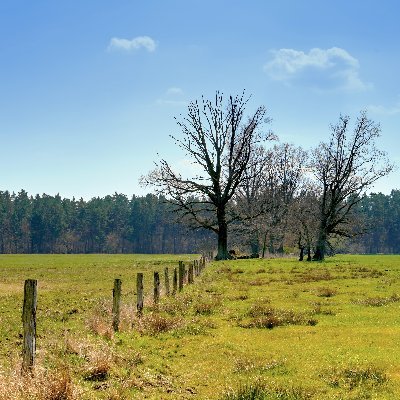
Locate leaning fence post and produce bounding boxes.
[173,267,178,295]
[178,261,185,292]
[22,279,37,373]
[153,271,160,304]
[164,267,170,296]
[112,279,122,332]
[137,273,144,316]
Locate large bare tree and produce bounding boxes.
[311,111,394,261]
[142,92,272,260]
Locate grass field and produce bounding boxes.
[0,254,399,399]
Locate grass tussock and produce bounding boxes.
[134,312,184,335]
[294,269,334,283]
[321,364,388,390]
[83,353,112,382]
[240,303,317,329]
[233,356,286,374]
[352,294,400,307]
[0,367,79,400]
[223,380,313,400]
[64,336,116,384]
[158,290,222,316]
[315,287,337,297]
[310,302,336,316]
[119,368,175,393]
[229,292,249,301]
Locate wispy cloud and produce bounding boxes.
[166,87,184,95]
[264,47,370,91]
[367,101,400,116]
[156,87,187,107]
[108,36,157,52]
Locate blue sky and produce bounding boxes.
[0,0,399,199]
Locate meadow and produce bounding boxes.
[0,254,399,399]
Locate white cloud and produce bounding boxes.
[156,87,187,107]
[108,36,157,52]
[264,47,370,91]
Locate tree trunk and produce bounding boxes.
[298,246,304,261]
[306,246,312,261]
[261,231,268,258]
[250,232,260,256]
[216,207,229,260]
[313,227,327,261]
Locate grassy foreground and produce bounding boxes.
[0,254,399,399]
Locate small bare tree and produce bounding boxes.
[142,92,272,260]
[287,186,319,261]
[235,143,307,257]
[311,111,394,261]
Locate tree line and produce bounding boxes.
[0,191,212,254]
[0,188,398,255]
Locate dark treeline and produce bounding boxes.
[0,189,399,255]
[0,190,213,254]
[349,190,400,254]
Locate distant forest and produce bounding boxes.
[0,189,399,255]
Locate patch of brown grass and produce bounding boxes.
[0,367,79,400]
[134,313,184,335]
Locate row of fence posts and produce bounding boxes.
[21,255,211,373]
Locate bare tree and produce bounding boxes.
[287,186,319,261]
[311,111,394,261]
[261,143,308,256]
[232,143,307,257]
[142,92,272,260]
[233,146,273,256]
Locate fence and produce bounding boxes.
[20,254,211,373]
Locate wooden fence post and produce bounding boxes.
[178,261,184,292]
[137,273,144,316]
[173,267,178,295]
[153,271,160,304]
[112,279,122,332]
[188,264,194,284]
[164,267,170,296]
[22,279,37,373]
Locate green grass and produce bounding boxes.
[0,254,400,399]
